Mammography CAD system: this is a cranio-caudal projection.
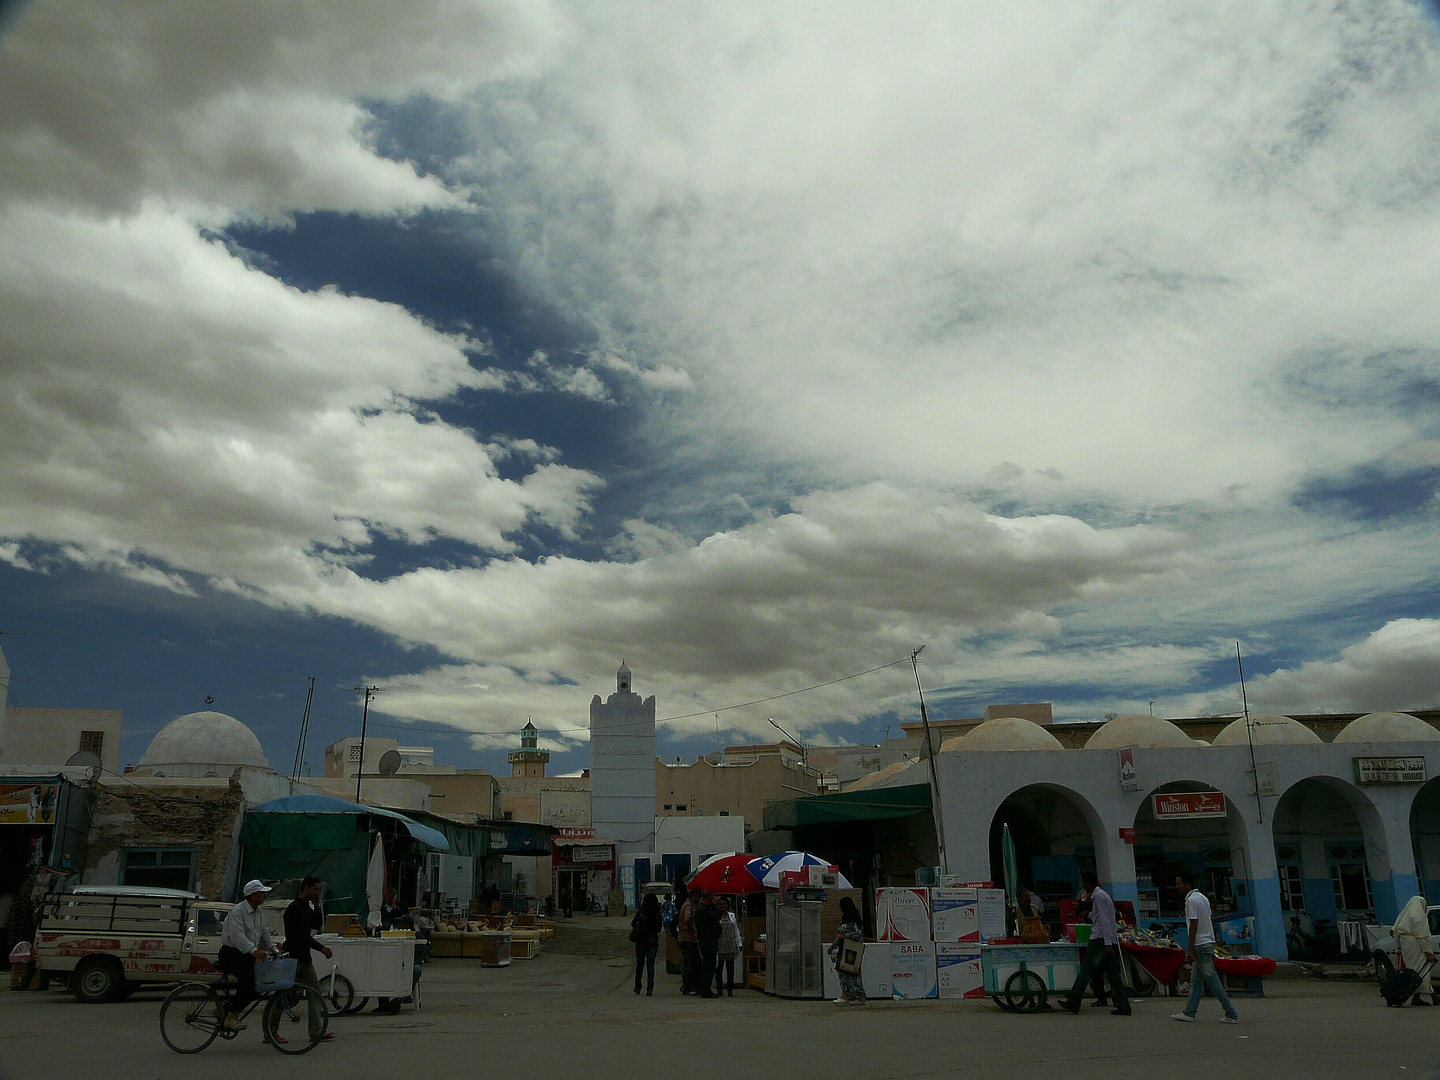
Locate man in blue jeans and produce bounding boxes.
[1172,870,1239,1024]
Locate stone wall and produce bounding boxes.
[81,776,243,899]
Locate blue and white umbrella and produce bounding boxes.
[746,851,852,890]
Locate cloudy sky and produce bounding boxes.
[2,0,1440,777]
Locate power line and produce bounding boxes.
[307,654,917,743]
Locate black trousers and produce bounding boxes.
[698,939,718,997]
[715,953,736,994]
[1064,939,1129,1012]
[217,945,258,1014]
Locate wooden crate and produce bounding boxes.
[510,933,541,959]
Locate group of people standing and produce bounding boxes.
[631,883,741,997]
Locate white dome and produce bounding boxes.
[1213,714,1321,747]
[1334,711,1440,745]
[955,716,1064,752]
[138,711,269,777]
[1085,714,1194,750]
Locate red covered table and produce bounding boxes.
[1120,943,1187,986]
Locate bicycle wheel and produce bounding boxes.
[323,972,354,1015]
[263,986,328,1054]
[160,983,224,1054]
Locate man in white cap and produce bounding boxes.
[217,879,277,1032]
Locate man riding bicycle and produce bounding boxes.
[217,879,277,1032]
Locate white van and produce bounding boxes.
[34,886,287,1002]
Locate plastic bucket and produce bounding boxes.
[1074,924,1092,946]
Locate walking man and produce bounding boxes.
[1061,870,1130,1016]
[695,890,721,999]
[283,876,335,1043]
[1172,870,1239,1024]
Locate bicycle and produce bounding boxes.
[159,966,329,1055]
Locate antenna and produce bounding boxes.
[1236,642,1263,825]
[910,645,950,875]
[378,749,401,777]
[291,676,316,780]
[348,684,384,803]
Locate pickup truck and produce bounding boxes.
[33,885,287,1002]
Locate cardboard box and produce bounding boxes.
[876,887,932,941]
[931,888,979,942]
[936,942,984,999]
[977,888,1007,942]
[890,940,937,999]
[861,941,891,999]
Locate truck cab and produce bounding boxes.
[34,885,287,1002]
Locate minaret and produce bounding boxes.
[589,659,656,857]
[508,719,550,778]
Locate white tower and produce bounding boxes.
[589,660,656,857]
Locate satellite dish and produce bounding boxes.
[377,749,402,777]
[66,751,101,769]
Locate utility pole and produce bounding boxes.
[350,684,384,803]
[910,646,950,875]
[1236,642,1264,825]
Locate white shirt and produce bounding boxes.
[221,899,276,955]
[1184,889,1215,947]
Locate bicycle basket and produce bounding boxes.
[254,958,298,992]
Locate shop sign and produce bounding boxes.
[1353,757,1427,784]
[571,845,612,863]
[1151,791,1226,820]
[0,783,58,825]
[1119,747,1139,792]
[555,826,595,840]
[1118,827,1138,845]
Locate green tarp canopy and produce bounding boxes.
[764,783,932,831]
[395,809,491,859]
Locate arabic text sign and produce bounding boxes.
[1354,757,1427,784]
[1151,791,1226,820]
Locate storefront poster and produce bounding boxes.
[936,942,984,999]
[977,888,1007,942]
[890,940,937,999]
[571,844,613,863]
[931,887,979,942]
[0,783,57,825]
[876,887,931,941]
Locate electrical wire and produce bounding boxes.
[311,653,917,742]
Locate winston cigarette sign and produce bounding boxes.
[1151,791,1226,820]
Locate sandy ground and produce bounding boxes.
[2,916,1438,1080]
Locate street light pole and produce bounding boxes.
[349,684,383,803]
[767,718,810,785]
[910,647,950,876]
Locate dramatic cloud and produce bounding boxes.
[1209,618,1440,714]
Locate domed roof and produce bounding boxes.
[1085,714,1194,750]
[1213,714,1321,747]
[956,716,1064,751]
[138,710,269,775]
[1334,711,1440,744]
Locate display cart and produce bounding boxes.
[314,934,419,1014]
[980,943,1082,1012]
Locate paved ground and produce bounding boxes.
[3,918,1438,1080]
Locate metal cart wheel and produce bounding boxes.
[159,983,224,1054]
[323,972,355,1015]
[347,996,369,1015]
[262,986,328,1055]
[1003,969,1049,1013]
[992,992,1017,1011]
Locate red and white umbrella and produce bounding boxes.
[686,853,769,895]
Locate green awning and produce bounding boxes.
[396,810,491,859]
[764,783,933,830]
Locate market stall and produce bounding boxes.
[316,932,419,1013]
[980,942,1083,1011]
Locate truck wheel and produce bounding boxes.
[73,958,124,1003]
